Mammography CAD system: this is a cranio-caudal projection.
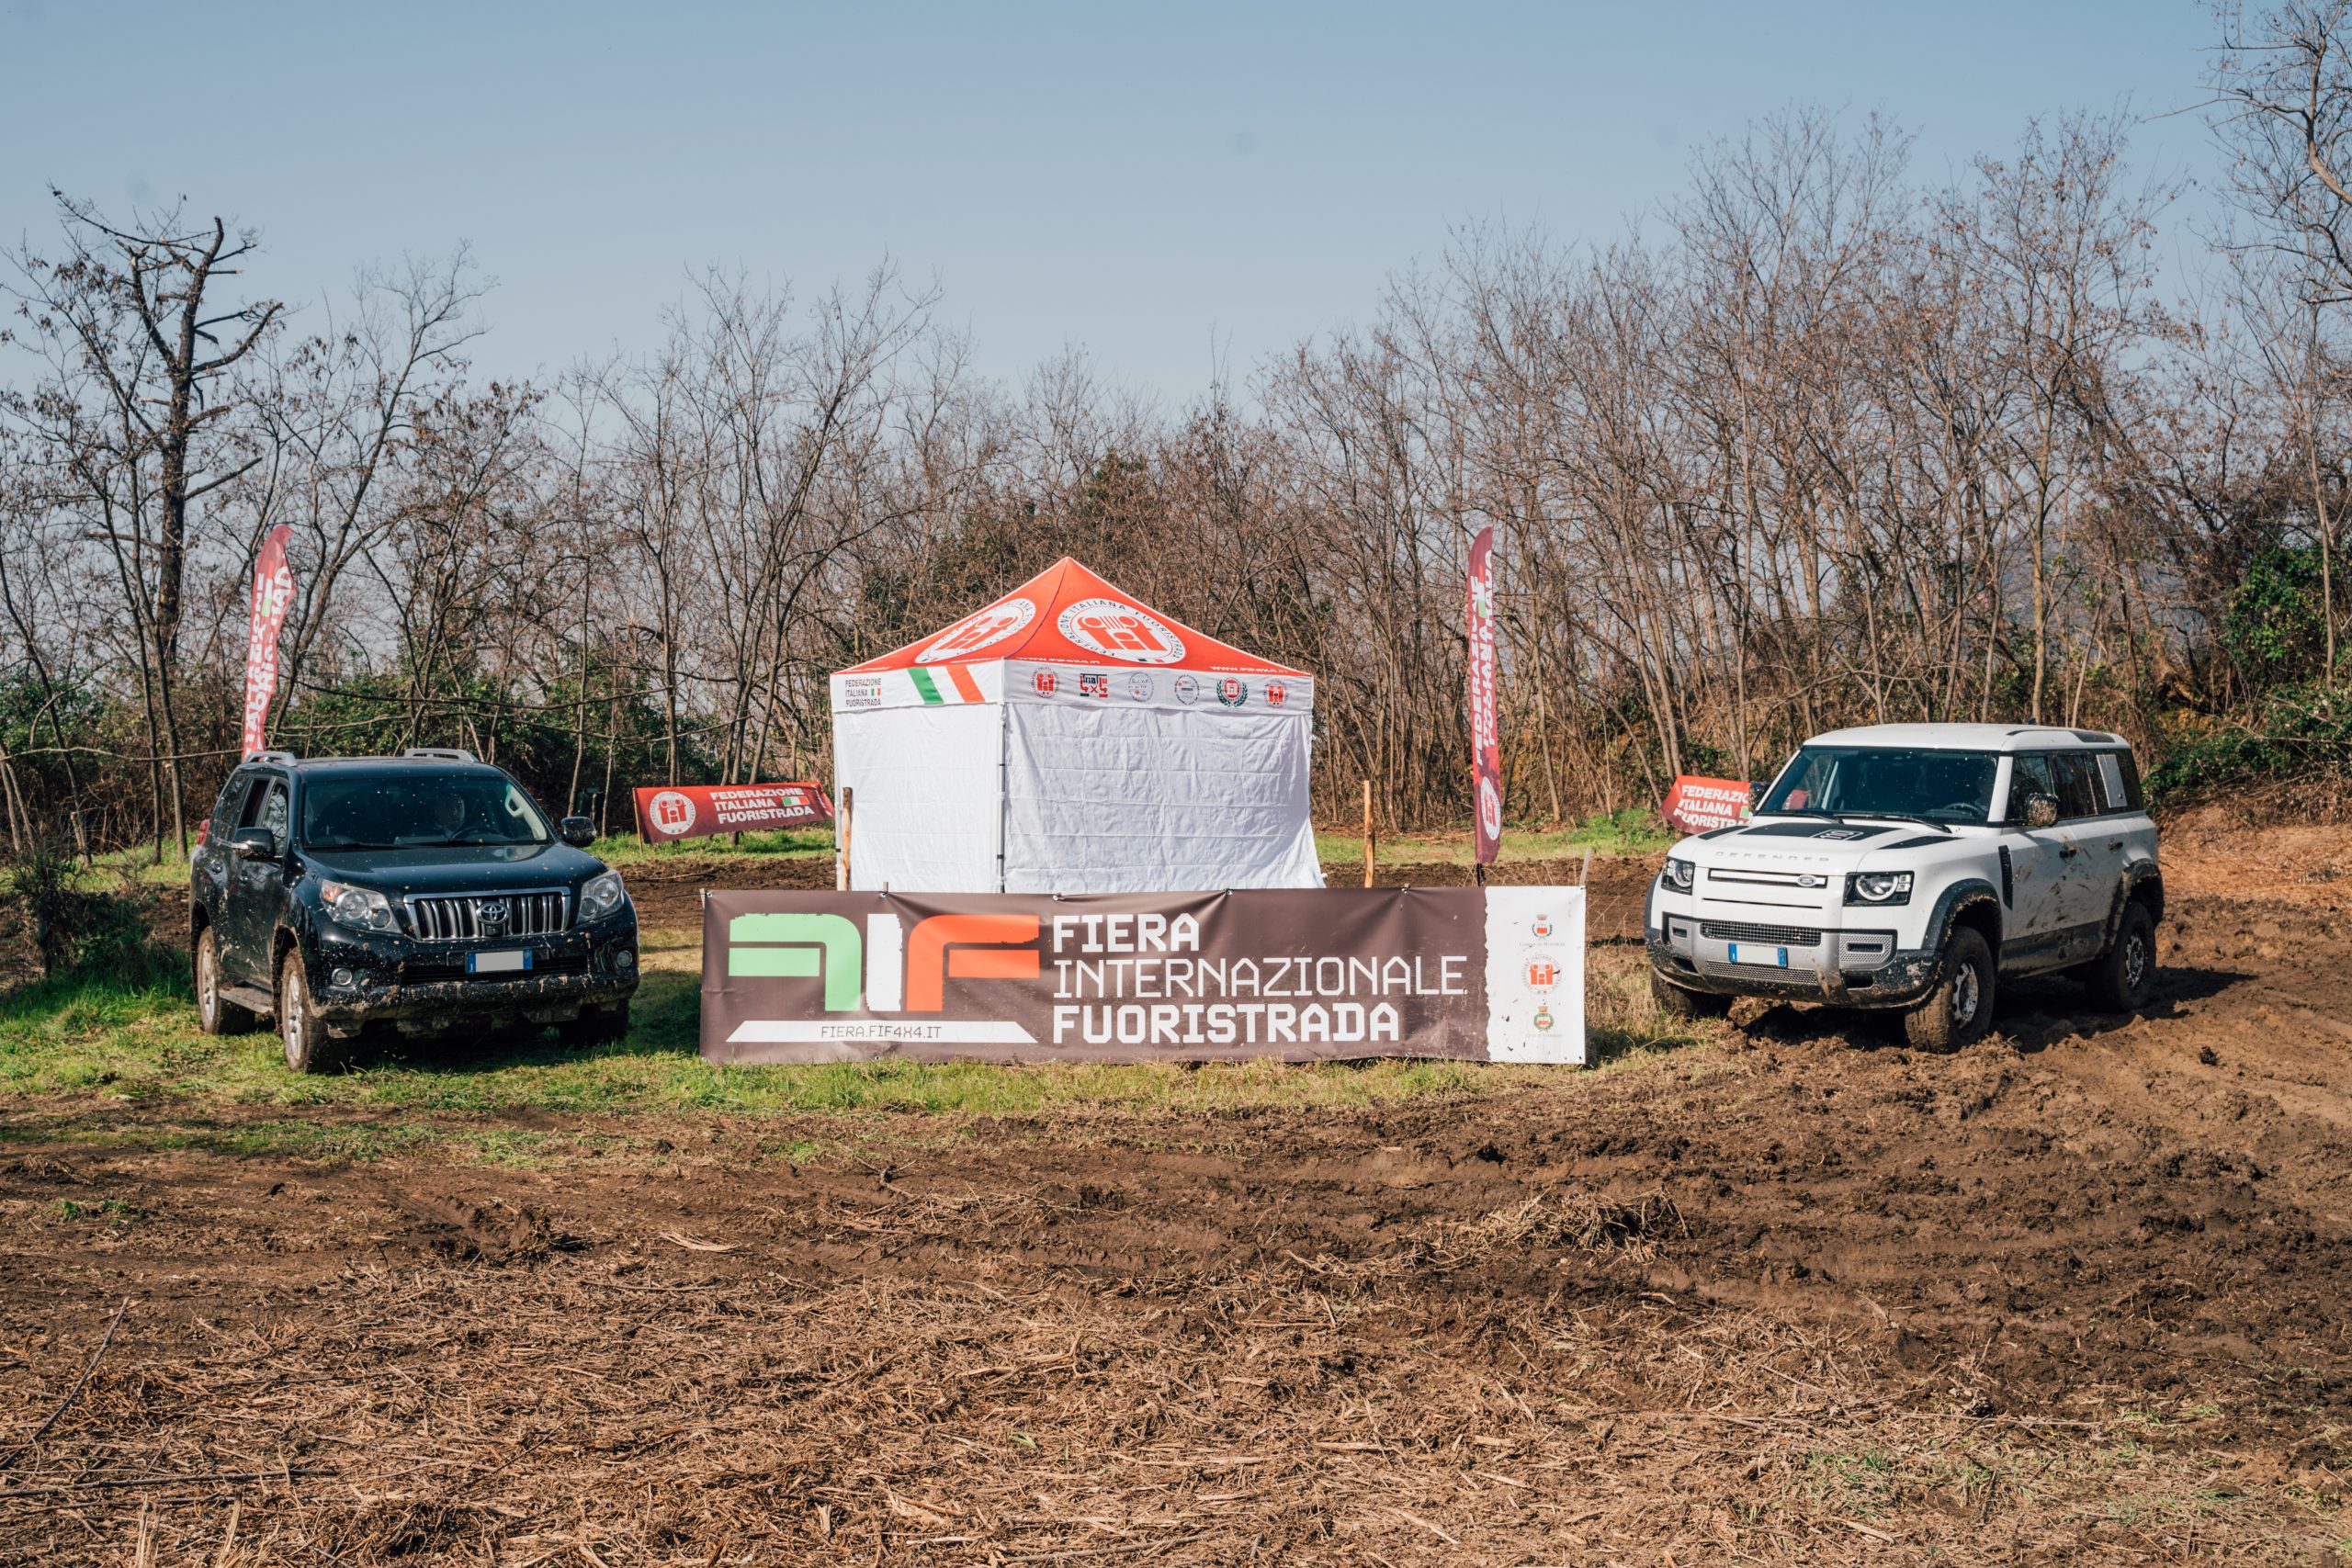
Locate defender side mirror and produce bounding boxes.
[559,816,598,848]
[2021,793,2061,830]
[229,826,277,861]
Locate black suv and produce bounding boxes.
[189,750,639,1071]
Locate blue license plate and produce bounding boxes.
[1727,943,1788,968]
[467,950,533,975]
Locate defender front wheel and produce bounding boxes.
[1651,971,1733,1020]
[1904,928,1995,1054]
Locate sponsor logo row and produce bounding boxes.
[1031,670,1292,706]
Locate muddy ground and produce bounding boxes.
[1,822,2349,1562]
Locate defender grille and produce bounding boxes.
[1702,920,1824,948]
[406,890,568,942]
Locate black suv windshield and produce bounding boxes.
[300,773,551,850]
[1759,747,2000,826]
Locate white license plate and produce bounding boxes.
[468,950,532,975]
[1727,943,1789,968]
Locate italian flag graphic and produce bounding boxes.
[908,664,985,705]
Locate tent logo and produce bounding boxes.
[1172,674,1199,704]
[647,790,697,836]
[1265,680,1288,706]
[1058,599,1186,664]
[725,911,1040,1013]
[917,597,1035,663]
[1216,677,1249,708]
[1127,672,1153,701]
[1079,672,1111,698]
[1033,669,1057,696]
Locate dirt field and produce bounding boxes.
[2,825,2349,1562]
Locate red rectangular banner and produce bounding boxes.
[240,525,296,760]
[1662,774,1753,834]
[702,886,1586,1065]
[1466,525,1500,863]
[634,783,833,843]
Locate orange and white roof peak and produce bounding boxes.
[839,558,1306,677]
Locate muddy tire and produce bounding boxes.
[1904,928,1995,1053]
[195,928,254,1036]
[277,952,335,1074]
[559,1003,629,1046]
[2083,901,2157,1014]
[1651,971,1732,1020]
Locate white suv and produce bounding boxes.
[1647,724,2162,1050]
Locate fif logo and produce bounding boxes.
[1524,956,1557,991]
[648,789,697,835]
[1033,669,1057,696]
[1216,677,1248,708]
[918,598,1036,663]
[1079,672,1111,698]
[1265,680,1287,706]
[727,911,1040,1012]
[1058,598,1186,664]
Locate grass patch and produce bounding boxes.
[1317,811,1673,867]
[0,945,1707,1160]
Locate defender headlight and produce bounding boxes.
[1661,858,1697,893]
[1845,871,1914,906]
[320,881,399,933]
[577,870,627,923]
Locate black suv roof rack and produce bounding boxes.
[401,747,480,763]
[250,750,298,765]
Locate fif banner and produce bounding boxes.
[635,783,833,843]
[1466,525,1500,863]
[703,887,1585,1066]
[240,525,296,760]
[1663,774,1753,834]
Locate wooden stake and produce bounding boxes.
[1362,779,1375,888]
[837,785,854,891]
[1579,845,1593,886]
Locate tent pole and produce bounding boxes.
[838,786,854,891]
[997,693,1010,894]
[1362,778,1374,889]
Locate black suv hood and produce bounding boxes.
[297,841,608,896]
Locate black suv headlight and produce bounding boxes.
[1845,871,1914,906]
[578,870,628,923]
[320,880,400,933]
[1660,858,1697,893]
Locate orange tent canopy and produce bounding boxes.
[840,558,1304,677]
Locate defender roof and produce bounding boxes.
[1801,723,2128,753]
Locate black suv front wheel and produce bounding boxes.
[277,953,335,1075]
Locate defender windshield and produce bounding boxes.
[1758,747,2000,826]
[300,774,551,850]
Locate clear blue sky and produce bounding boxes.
[2,1,2222,402]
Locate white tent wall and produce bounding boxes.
[1001,702,1322,893]
[834,704,1003,891]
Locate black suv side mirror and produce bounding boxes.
[559,816,598,848]
[2020,793,2061,830]
[229,826,277,861]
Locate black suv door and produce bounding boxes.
[222,773,291,985]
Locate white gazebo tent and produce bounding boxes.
[828,558,1323,893]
